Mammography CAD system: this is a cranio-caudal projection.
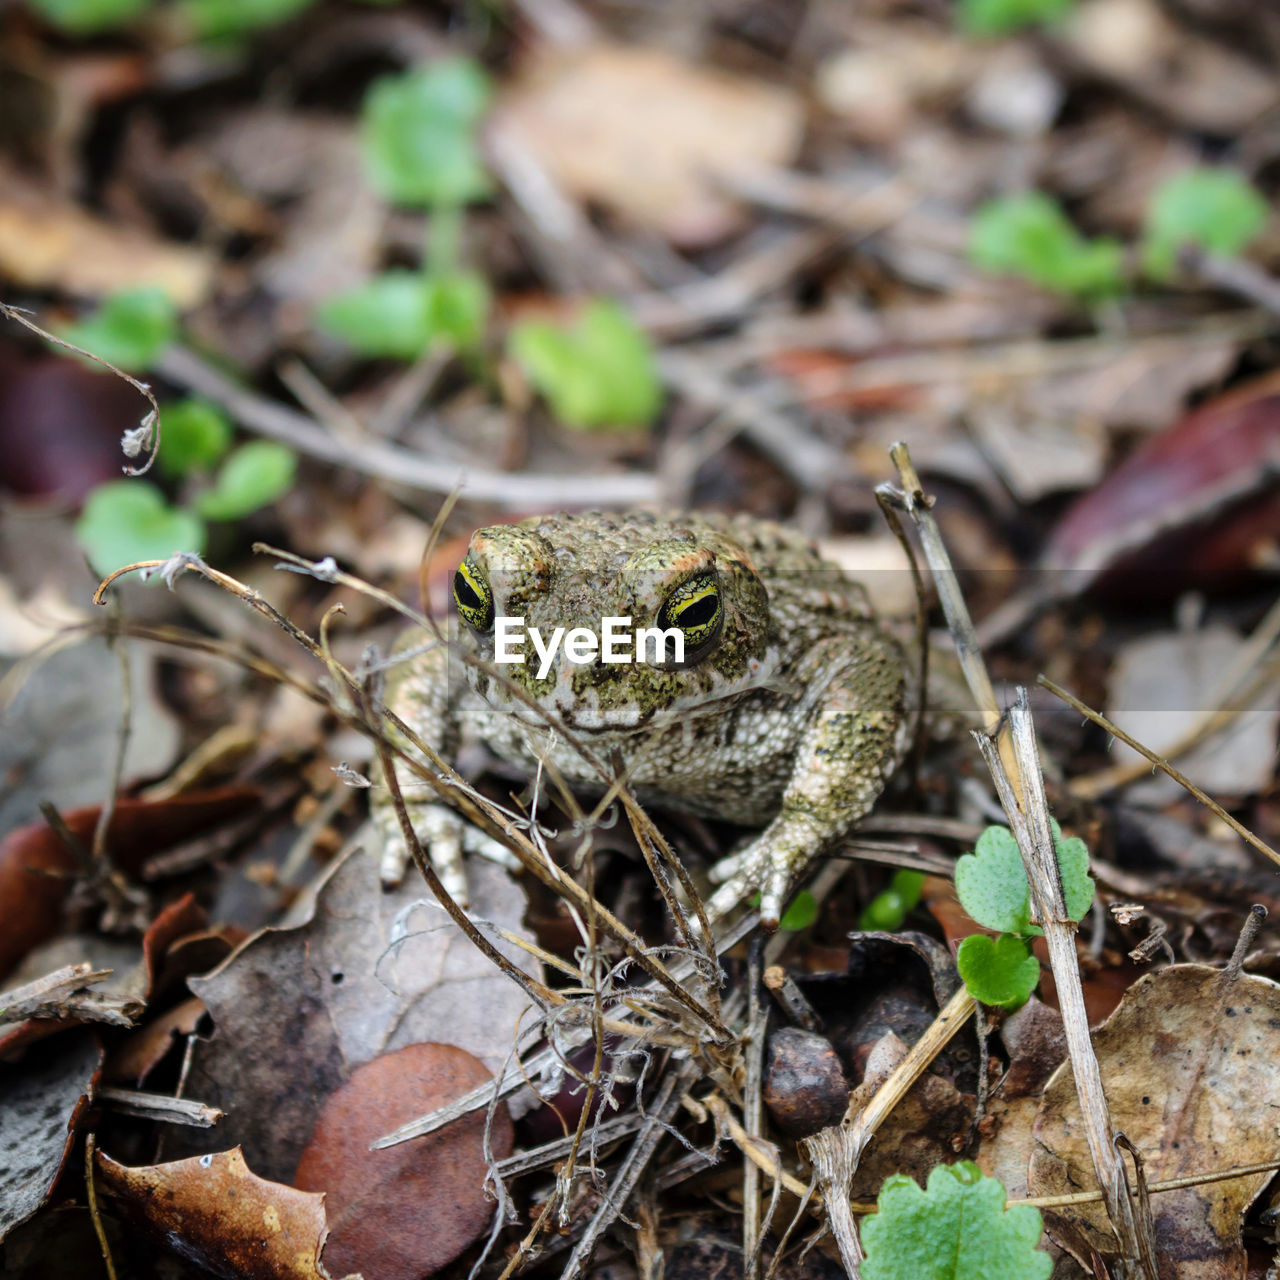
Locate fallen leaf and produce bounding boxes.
[0,1029,102,1241]
[106,995,206,1087]
[1029,964,1280,1278]
[0,788,257,982]
[1105,625,1280,797]
[95,1146,357,1280]
[175,846,540,1182]
[1044,372,1280,592]
[489,43,804,247]
[0,163,213,305]
[295,1042,512,1280]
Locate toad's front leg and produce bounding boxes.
[706,631,908,928]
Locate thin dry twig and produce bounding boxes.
[155,344,659,507]
[96,1086,224,1127]
[1041,676,1280,870]
[977,692,1155,1280]
[0,300,162,475]
[0,963,140,1027]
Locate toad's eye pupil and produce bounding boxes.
[675,595,717,627]
[454,570,480,608]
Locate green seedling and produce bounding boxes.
[779,890,818,932]
[194,441,297,520]
[181,0,311,37]
[509,300,663,431]
[861,1162,1050,1280]
[956,0,1073,36]
[57,286,178,373]
[1142,167,1269,282]
[970,192,1125,300]
[75,482,207,578]
[158,399,234,479]
[361,60,493,209]
[26,0,148,33]
[859,869,926,932]
[953,821,1093,1010]
[317,269,490,359]
[76,399,296,576]
[955,933,1041,1010]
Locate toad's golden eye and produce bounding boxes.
[657,573,723,653]
[453,558,494,633]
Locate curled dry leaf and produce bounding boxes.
[94,1146,359,1280]
[1030,964,1280,1279]
[176,847,540,1182]
[295,1042,513,1280]
[0,1029,102,1241]
[489,43,804,247]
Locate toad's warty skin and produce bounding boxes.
[372,509,913,927]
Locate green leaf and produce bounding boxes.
[75,481,206,578]
[317,270,491,359]
[861,1162,1050,1280]
[26,0,149,34]
[955,822,1095,936]
[1052,822,1095,925]
[361,60,492,208]
[859,869,926,932]
[1142,167,1269,281]
[57,287,178,373]
[509,300,663,431]
[957,933,1040,1010]
[181,0,313,38]
[778,890,818,932]
[956,0,1073,36]
[158,399,233,479]
[955,825,1033,935]
[970,192,1125,299]
[194,441,297,520]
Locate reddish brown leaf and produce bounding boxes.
[1045,372,1280,595]
[0,788,259,979]
[294,1043,513,1280]
[96,1146,356,1280]
[105,995,206,1087]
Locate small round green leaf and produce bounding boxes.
[956,0,1072,36]
[1142,167,1268,281]
[26,0,148,33]
[361,60,493,208]
[509,300,663,431]
[158,399,233,478]
[778,890,818,932]
[316,271,436,360]
[970,192,1125,299]
[861,1162,1050,1280]
[74,481,206,577]
[956,933,1040,1010]
[57,287,178,373]
[194,442,297,521]
[954,825,1032,935]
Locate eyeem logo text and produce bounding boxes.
[494,616,683,678]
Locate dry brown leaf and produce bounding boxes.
[176,846,539,1182]
[95,1146,359,1280]
[295,1042,512,1280]
[489,43,804,247]
[0,165,213,305]
[1030,963,1280,1278]
[0,1029,102,1241]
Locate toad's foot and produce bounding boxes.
[705,811,825,930]
[377,801,520,905]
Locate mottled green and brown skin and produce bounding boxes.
[373,510,912,927]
